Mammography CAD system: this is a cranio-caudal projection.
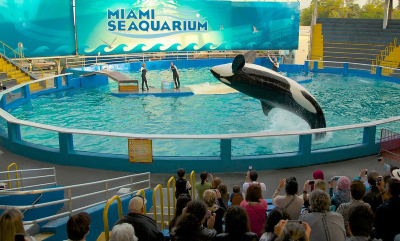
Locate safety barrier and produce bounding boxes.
[152,184,164,230]
[99,195,123,241]
[6,163,19,189]
[0,172,150,225]
[0,166,56,191]
[166,177,176,223]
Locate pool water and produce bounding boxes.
[10,66,400,156]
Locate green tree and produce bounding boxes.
[300,6,313,26]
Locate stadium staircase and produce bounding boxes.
[0,41,43,91]
[311,18,400,71]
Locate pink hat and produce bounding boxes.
[338,176,350,191]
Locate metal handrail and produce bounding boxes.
[136,189,147,215]
[152,184,164,230]
[0,40,44,78]
[103,195,123,241]
[190,171,195,198]
[6,163,19,189]
[166,176,175,223]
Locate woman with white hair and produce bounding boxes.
[110,223,138,241]
[299,189,346,241]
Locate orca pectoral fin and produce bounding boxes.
[261,101,274,116]
[244,51,256,64]
[232,55,245,74]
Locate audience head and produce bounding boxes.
[387,178,400,197]
[128,196,146,213]
[224,206,250,234]
[285,177,299,196]
[276,222,309,241]
[246,184,262,202]
[218,183,228,195]
[213,177,222,188]
[390,165,399,177]
[67,212,91,241]
[337,176,350,191]
[367,170,379,186]
[0,208,26,241]
[177,168,185,178]
[313,170,324,180]
[249,170,259,182]
[233,185,241,193]
[169,195,192,231]
[175,200,207,235]
[350,180,366,200]
[200,171,208,184]
[348,204,374,237]
[264,208,290,233]
[309,189,330,213]
[393,169,400,181]
[110,223,138,241]
[314,179,326,191]
[204,189,217,207]
[383,173,391,184]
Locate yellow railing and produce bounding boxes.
[153,184,164,230]
[7,163,19,189]
[136,189,147,215]
[0,40,44,78]
[166,177,176,223]
[101,195,122,241]
[190,171,195,198]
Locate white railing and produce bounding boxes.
[0,172,150,225]
[0,167,57,191]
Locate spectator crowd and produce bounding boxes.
[1,159,400,241]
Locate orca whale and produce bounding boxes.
[210,53,326,138]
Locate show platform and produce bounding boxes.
[111,87,194,97]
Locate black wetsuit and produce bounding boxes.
[273,62,278,72]
[141,67,149,90]
[170,65,180,88]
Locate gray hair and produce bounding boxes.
[110,223,138,241]
[309,189,330,213]
[276,222,308,241]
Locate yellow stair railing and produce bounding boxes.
[0,40,44,78]
[190,170,196,198]
[166,176,176,223]
[7,163,19,189]
[375,38,400,76]
[97,195,123,241]
[153,184,165,230]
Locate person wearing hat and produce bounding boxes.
[371,177,400,241]
[114,196,164,241]
[329,176,351,210]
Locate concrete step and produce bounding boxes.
[33,233,54,241]
[322,30,400,38]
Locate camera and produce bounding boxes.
[378,157,383,162]
[248,166,252,171]
[376,176,382,184]
[333,176,341,181]
[308,180,315,185]
[0,183,6,190]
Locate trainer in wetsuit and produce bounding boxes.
[139,63,149,91]
[169,62,180,89]
[268,53,279,72]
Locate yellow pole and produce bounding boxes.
[190,171,195,198]
[152,184,164,230]
[103,195,122,241]
[167,177,176,223]
[7,163,19,189]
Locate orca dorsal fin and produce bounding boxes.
[261,101,274,116]
[232,55,245,74]
[244,51,256,64]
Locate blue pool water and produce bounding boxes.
[9,66,400,156]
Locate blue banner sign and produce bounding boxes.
[0,0,76,58]
[75,0,300,55]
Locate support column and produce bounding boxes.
[299,134,312,156]
[55,76,63,89]
[22,85,30,99]
[7,122,21,142]
[59,133,74,154]
[383,0,390,29]
[376,66,382,77]
[343,63,349,74]
[220,139,232,162]
[363,126,377,147]
[0,96,6,110]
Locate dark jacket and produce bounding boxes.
[362,186,383,212]
[171,226,217,241]
[215,232,259,241]
[371,197,400,241]
[114,212,164,241]
[175,178,190,198]
[203,198,227,234]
